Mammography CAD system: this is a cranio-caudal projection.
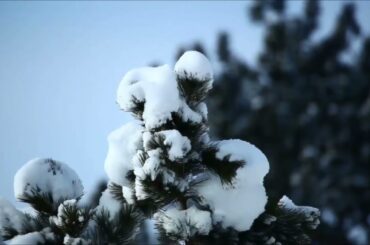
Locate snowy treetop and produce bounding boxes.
[108,50,271,236]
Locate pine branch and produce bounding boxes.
[177,72,212,107]
[55,202,90,237]
[17,187,57,215]
[107,182,127,204]
[129,96,145,120]
[92,205,143,244]
[136,174,184,216]
[240,197,320,245]
[153,112,208,149]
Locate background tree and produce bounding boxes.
[177,0,369,243]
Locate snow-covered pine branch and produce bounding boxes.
[0,158,141,244]
[104,50,320,244]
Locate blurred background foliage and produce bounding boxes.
[177,0,370,244]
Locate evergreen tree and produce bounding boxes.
[0,51,319,244]
[176,0,369,243]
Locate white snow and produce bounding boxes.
[134,177,147,201]
[14,158,84,203]
[185,206,212,235]
[7,228,54,245]
[132,151,146,180]
[104,121,143,186]
[158,130,191,161]
[142,131,153,150]
[117,65,181,129]
[96,188,122,220]
[8,231,45,244]
[196,139,270,231]
[154,206,211,239]
[175,51,214,82]
[0,197,25,236]
[179,102,203,124]
[54,199,83,227]
[64,235,90,245]
[195,102,208,121]
[122,186,134,205]
[142,149,162,181]
[216,140,269,183]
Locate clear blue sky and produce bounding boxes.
[1,1,369,206]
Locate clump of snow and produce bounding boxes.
[0,197,25,236]
[185,206,212,235]
[104,121,143,186]
[175,51,214,82]
[278,195,320,229]
[54,199,76,226]
[64,234,90,245]
[122,186,134,205]
[14,158,84,203]
[133,148,180,195]
[216,140,269,183]
[7,228,54,245]
[134,177,147,201]
[196,102,208,121]
[117,65,181,129]
[132,151,146,180]
[142,149,162,181]
[154,206,211,239]
[53,199,85,228]
[8,231,45,244]
[347,225,368,245]
[179,102,203,124]
[96,188,122,220]
[196,139,270,231]
[158,130,191,161]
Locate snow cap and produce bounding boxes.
[175,51,213,81]
[116,65,181,129]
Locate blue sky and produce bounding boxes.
[1,1,369,206]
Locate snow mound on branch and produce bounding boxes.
[116,65,181,129]
[158,130,191,161]
[142,149,161,181]
[154,206,211,239]
[8,228,54,245]
[105,121,143,186]
[175,51,214,82]
[64,234,90,245]
[0,197,25,235]
[278,196,320,229]
[8,231,45,244]
[14,158,83,202]
[197,139,269,231]
[53,199,85,227]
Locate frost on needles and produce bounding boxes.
[0,51,320,245]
